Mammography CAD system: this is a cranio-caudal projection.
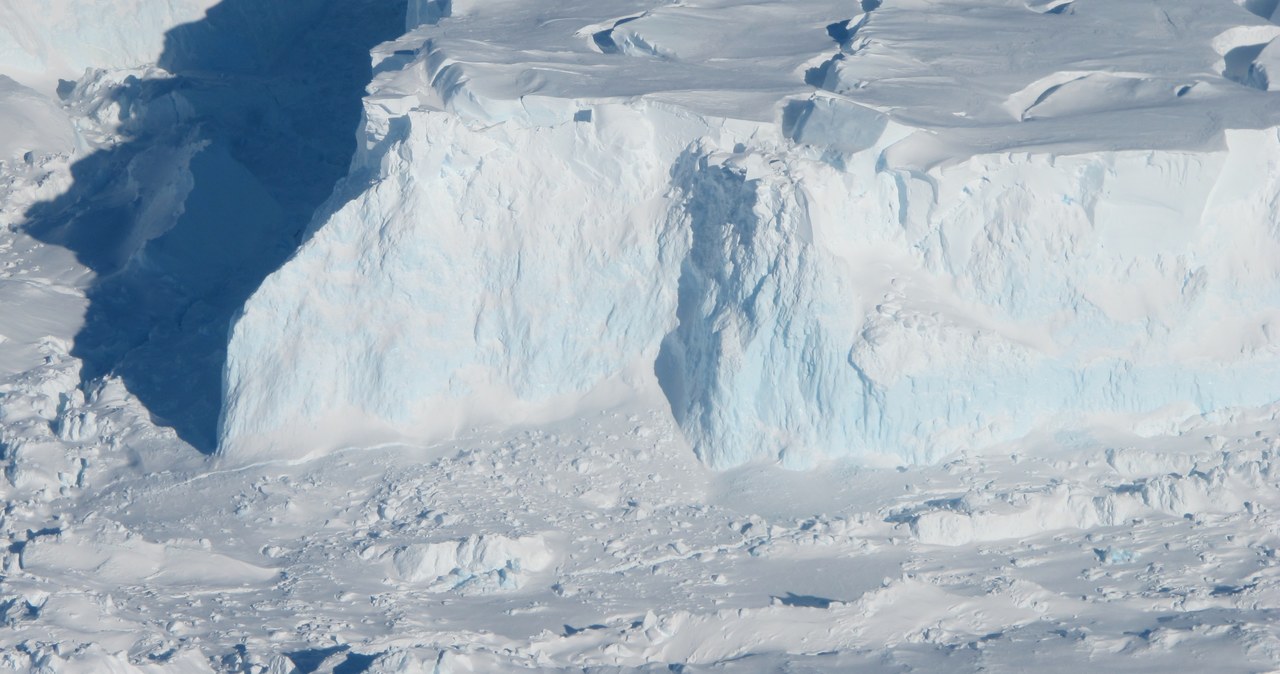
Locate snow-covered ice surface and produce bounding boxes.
[4,0,1280,671]
[0,0,219,90]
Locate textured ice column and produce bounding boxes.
[656,147,868,468]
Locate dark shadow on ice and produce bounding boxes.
[1223,42,1272,90]
[562,622,609,637]
[21,0,404,452]
[773,592,835,609]
[284,645,376,673]
[1240,0,1280,21]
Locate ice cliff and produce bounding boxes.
[221,0,1280,467]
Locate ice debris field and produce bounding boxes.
[4,0,1280,671]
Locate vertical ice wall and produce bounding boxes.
[219,1,1280,467]
[219,102,724,461]
[222,88,1280,467]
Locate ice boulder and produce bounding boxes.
[393,533,554,592]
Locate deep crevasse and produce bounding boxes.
[220,0,1280,467]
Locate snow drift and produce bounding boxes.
[221,0,1280,467]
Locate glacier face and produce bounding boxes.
[222,0,1280,467]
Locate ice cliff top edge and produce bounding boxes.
[218,0,1280,467]
[383,0,1280,161]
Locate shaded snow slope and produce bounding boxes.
[223,0,1280,467]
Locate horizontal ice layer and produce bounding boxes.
[815,0,1280,162]
[223,0,1280,466]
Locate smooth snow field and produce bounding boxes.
[5,0,1280,671]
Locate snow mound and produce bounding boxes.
[393,533,554,592]
[19,522,278,588]
[0,643,215,673]
[533,577,1046,666]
